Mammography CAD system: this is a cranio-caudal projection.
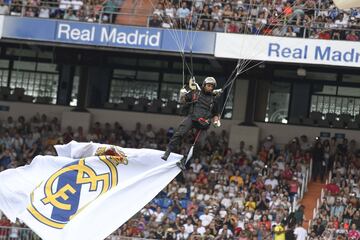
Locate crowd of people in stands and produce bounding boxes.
[0,0,121,23]
[1,114,359,239]
[309,138,360,240]
[0,0,359,40]
[149,0,360,41]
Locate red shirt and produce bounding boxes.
[348,229,360,240]
[346,34,359,41]
[289,181,298,193]
[325,183,340,195]
[319,32,331,40]
[227,24,239,33]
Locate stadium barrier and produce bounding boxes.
[0,226,40,240]
[0,226,155,240]
[2,1,360,39]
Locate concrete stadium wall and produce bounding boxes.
[256,122,360,147]
[0,101,70,120]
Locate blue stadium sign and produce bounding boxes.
[1,16,215,55]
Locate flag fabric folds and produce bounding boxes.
[333,0,360,9]
[0,141,183,240]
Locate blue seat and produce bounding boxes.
[152,198,162,207]
[161,198,173,209]
[179,199,188,209]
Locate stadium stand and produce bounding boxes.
[0,114,344,239]
[308,137,360,240]
[0,0,359,41]
[0,0,359,239]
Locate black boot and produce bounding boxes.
[161,148,171,161]
[176,156,187,171]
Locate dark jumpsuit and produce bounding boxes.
[167,89,219,158]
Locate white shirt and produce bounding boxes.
[59,0,71,10]
[183,223,194,235]
[197,226,206,236]
[218,228,233,238]
[264,178,279,189]
[221,197,232,209]
[71,0,83,10]
[38,8,50,18]
[0,5,9,15]
[190,163,202,173]
[294,226,308,240]
[165,7,175,18]
[153,211,164,223]
[199,214,213,226]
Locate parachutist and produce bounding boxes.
[162,77,221,163]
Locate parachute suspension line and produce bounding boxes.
[222,0,300,91]
[234,0,299,76]
[220,71,236,117]
[182,56,185,86]
[187,0,201,80]
[147,0,194,77]
[220,58,242,93]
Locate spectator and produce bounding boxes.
[0,148,14,171]
[102,0,118,23]
[64,7,79,20]
[176,2,190,20]
[346,30,359,41]
[0,0,9,15]
[217,224,233,238]
[149,13,162,27]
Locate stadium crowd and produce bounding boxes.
[309,138,360,240]
[0,0,359,41]
[0,113,359,239]
[149,0,360,41]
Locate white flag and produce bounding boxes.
[0,141,183,240]
[333,0,360,9]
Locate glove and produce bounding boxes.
[179,87,188,96]
[213,88,223,96]
[189,77,200,91]
[213,119,221,128]
[179,87,189,103]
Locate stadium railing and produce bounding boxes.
[2,1,360,41]
[0,226,155,240]
[291,158,313,213]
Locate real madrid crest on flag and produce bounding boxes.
[0,141,183,240]
[27,146,128,229]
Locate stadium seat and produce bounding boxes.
[332,120,344,128]
[339,113,353,123]
[309,111,323,124]
[161,198,173,209]
[147,99,162,113]
[289,117,301,125]
[302,118,314,126]
[355,114,360,123]
[117,97,135,110]
[132,97,149,112]
[21,95,34,103]
[317,119,330,128]
[104,102,116,109]
[347,121,359,129]
[179,199,188,209]
[35,97,52,104]
[161,100,178,114]
[0,87,11,99]
[326,113,338,126]
[152,198,162,206]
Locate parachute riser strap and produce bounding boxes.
[193,129,202,146]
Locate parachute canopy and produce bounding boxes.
[333,0,360,9]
